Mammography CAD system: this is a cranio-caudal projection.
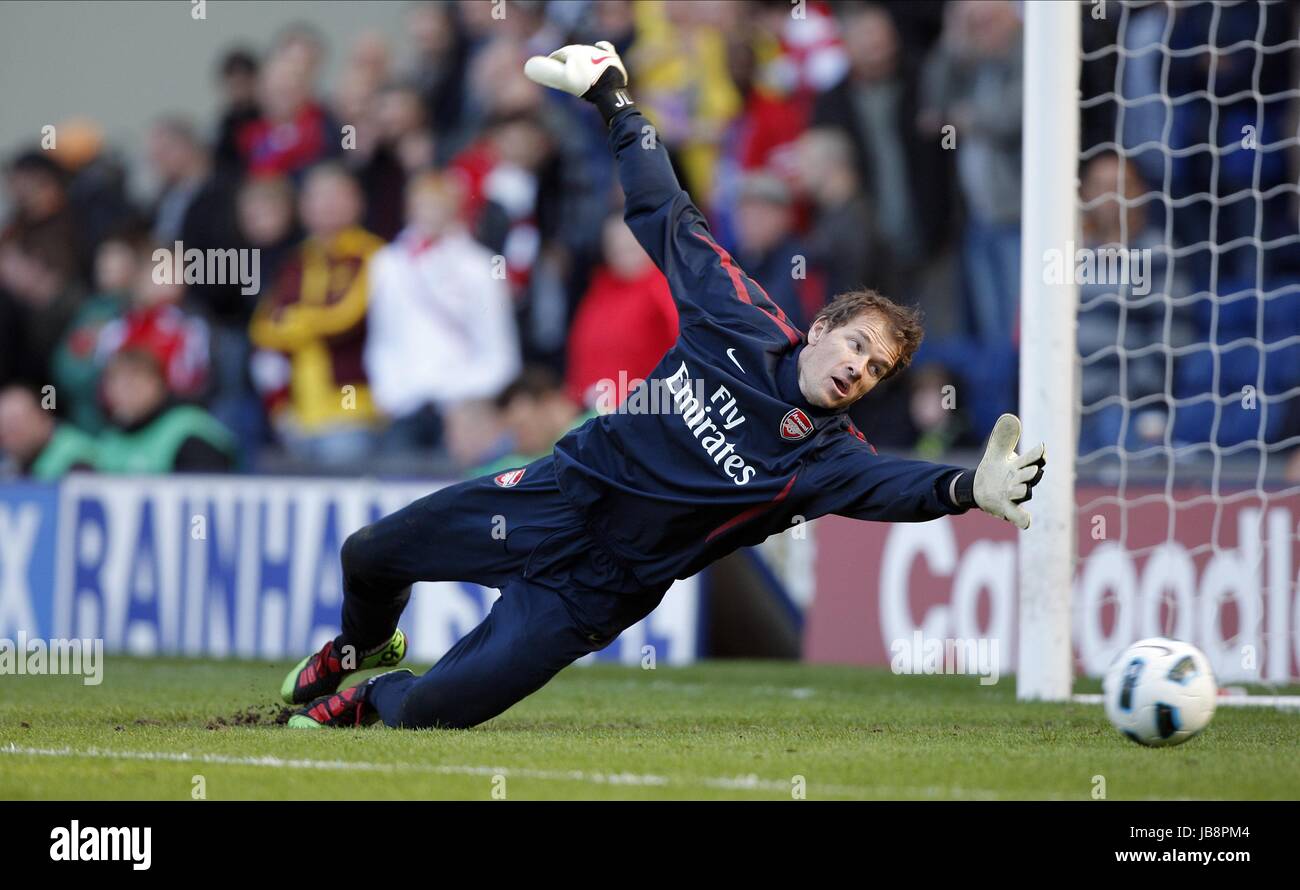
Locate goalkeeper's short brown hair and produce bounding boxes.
[810,289,925,381]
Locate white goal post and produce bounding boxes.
[1018,0,1080,701]
[1020,0,1300,703]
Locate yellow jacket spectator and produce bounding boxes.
[249,165,384,463]
[628,0,741,206]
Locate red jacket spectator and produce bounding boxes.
[236,53,333,179]
[98,301,210,398]
[237,102,331,179]
[566,219,679,410]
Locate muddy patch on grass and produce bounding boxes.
[206,704,293,730]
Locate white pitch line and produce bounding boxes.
[1073,693,1300,711]
[0,743,833,796]
[0,743,1030,799]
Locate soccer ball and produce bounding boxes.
[1102,638,1217,747]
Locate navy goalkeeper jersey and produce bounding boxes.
[551,107,970,589]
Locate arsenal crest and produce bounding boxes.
[779,408,814,441]
[494,468,526,488]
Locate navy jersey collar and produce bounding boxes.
[776,344,848,420]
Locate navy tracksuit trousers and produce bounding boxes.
[340,455,668,729]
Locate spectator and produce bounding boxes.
[497,0,566,58]
[464,37,547,135]
[273,21,328,86]
[405,1,471,163]
[442,397,511,473]
[453,110,555,278]
[211,175,305,456]
[0,268,18,386]
[905,363,981,459]
[0,384,96,479]
[1166,1,1298,284]
[451,108,577,364]
[248,164,384,465]
[352,83,437,241]
[1077,152,1192,456]
[477,367,594,476]
[51,232,141,433]
[213,49,262,177]
[1,150,82,283]
[365,171,520,453]
[149,117,225,245]
[920,0,1023,345]
[50,119,138,283]
[0,241,84,389]
[329,32,396,174]
[347,30,393,89]
[96,349,234,473]
[813,3,951,274]
[749,0,848,102]
[712,0,846,243]
[795,127,882,299]
[1108,1,1169,190]
[627,0,742,206]
[235,175,300,291]
[96,242,211,400]
[147,116,242,323]
[576,0,637,53]
[236,50,336,180]
[732,172,811,329]
[566,214,678,409]
[332,67,379,151]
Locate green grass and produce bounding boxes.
[0,657,1296,800]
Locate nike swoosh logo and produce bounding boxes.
[591,55,612,64]
[726,348,745,373]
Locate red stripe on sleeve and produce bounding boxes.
[691,231,802,346]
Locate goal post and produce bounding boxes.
[1022,0,1300,703]
[1018,0,1081,701]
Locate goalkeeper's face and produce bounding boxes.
[797,312,900,410]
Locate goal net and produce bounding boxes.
[1021,0,1300,701]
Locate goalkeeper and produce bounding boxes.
[283,42,1047,730]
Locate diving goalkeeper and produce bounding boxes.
[283,42,1046,730]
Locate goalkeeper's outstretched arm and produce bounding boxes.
[524,41,801,344]
[525,40,695,251]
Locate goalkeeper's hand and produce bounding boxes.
[970,413,1046,530]
[524,40,633,122]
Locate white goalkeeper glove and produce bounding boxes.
[962,413,1047,531]
[524,40,634,122]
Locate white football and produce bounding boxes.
[1102,637,1217,747]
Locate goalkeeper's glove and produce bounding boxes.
[951,413,1047,530]
[523,40,634,123]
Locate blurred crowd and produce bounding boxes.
[1,0,1299,482]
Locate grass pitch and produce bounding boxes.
[1,657,1296,800]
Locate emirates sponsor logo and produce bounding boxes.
[780,408,814,441]
[664,362,757,485]
[494,468,526,488]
